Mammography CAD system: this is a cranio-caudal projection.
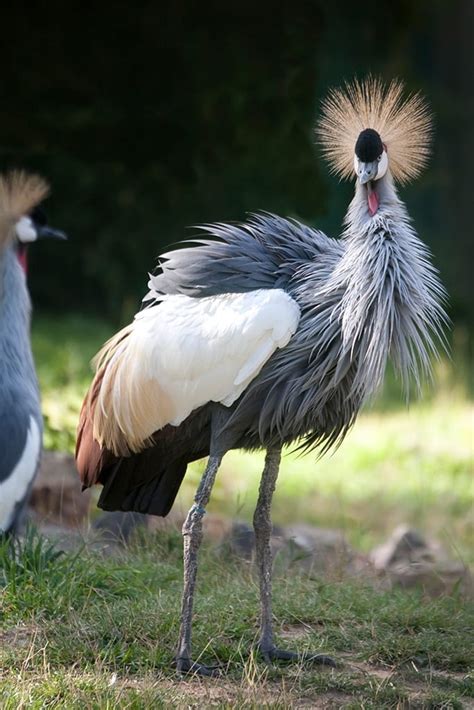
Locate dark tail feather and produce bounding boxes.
[98,455,189,517]
[82,406,213,518]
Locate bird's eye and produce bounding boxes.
[377,155,382,162]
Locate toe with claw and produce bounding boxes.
[175,656,221,677]
[259,646,337,668]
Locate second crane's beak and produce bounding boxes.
[36,225,68,240]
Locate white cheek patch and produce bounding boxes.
[375,151,388,180]
[353,154,359,176]
[15,216,37,243]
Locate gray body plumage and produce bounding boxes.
[148,173,447,455]
[78,78,447,674]
[0,247,42,534]
[95,173,447,516]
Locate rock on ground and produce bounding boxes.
[370,524,472,597]
[28,451,90,527]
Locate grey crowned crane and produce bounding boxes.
[0,172,66,536]
[76,78,447,675]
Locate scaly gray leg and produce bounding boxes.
[175,455,221,676]
[253,447,336,668]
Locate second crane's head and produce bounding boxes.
[317,77,432,217]
[0,172,67,275]
[15,204,67,272]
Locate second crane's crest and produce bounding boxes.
[316,77,432,185]
[0,171,50,249]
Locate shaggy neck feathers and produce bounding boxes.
[0,248,38,394]
[327,172,447,398]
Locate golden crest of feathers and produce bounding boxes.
[0,171,50,246]
[316,77,433,185]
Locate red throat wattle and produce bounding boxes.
[17,247,28,273]
[367,182,379,216]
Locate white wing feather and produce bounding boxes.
[96,289,300,453]
[0,417,41,532]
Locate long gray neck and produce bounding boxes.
[0,247,38,394]
[325,171,447,398]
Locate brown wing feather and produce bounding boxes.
[76,364,213,515]
[75,369,117,487]
[76,326,135,484]
[75,314,213,516]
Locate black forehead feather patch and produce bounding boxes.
[29,205,47,226]
[355,128,383,162]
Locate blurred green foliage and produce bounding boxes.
[0,1,471,323]
[32,315,112,451]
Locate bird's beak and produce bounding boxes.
[358,161,378,185]
[355,159,380,215]
[366,181,379,216]
[36,225,68,240]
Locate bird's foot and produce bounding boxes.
[174,656,221,677]
[259,645,336,668]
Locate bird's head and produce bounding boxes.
[15,205,67,272]
[0,171,67,274]
[316,77,432,217]
[353,128,388,216]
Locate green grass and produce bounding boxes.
[0,530,473,708]
[32,314,113,452]
[22,312,474,706]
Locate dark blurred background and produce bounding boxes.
[1,0,472,325]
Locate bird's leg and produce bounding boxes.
[175,454,221,677]
[254,447,336,668]
[253,447,281,655]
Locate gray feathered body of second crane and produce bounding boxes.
[76,78,447,674]
[0,173,66,536]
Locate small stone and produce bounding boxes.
[370,525,473,597]
[281,524,355,576]
[370,524,433,570]
[28,450,90,527]
[229,521,255,559]
[93,511,148,544]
